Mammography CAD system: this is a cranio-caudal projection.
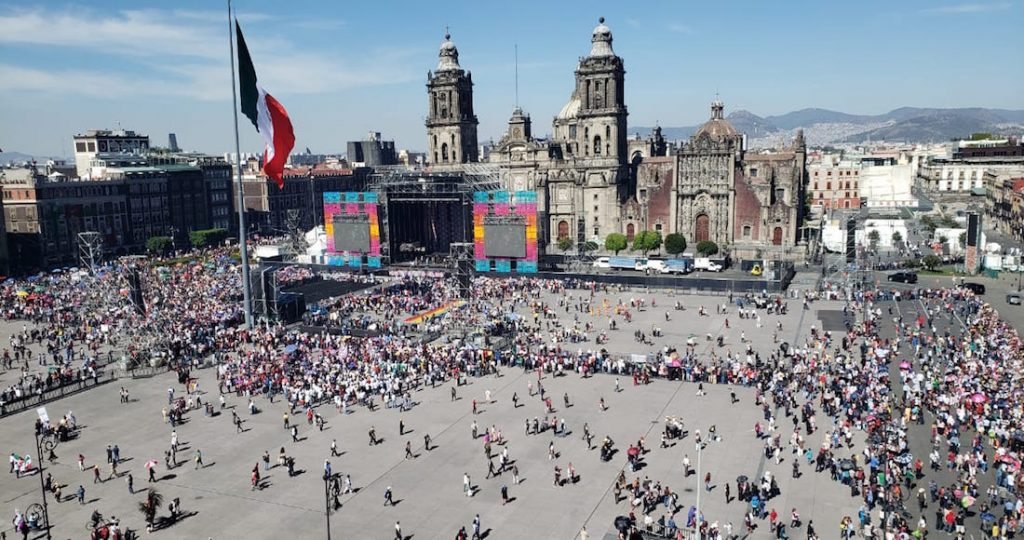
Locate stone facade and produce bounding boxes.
[426,34,479,165]
[432,19,808,258]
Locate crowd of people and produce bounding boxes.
[3,242,1024,539]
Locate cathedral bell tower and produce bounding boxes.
[575,17,627,163]
[426,33,479,164]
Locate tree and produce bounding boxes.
[664,233,687,257]
[891,231,903,245]
[958,231,967,249]
[189,228,229,249]
[138,488,163,531]
[604,233,627,255]
[581,241,599,254]
[146,236,173,254]
[556,236,575,254]
[631,230,662,255]
[696,240,719,256]
[868,230,880,250]
[922,254,942,271]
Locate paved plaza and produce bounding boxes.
[0,285,873,539]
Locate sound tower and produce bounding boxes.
[845,218,857,263]
[127,269,145,314]
[965,213,982,274]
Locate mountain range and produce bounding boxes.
[634,107,1024,148]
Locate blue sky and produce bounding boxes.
[1,0,1022,158]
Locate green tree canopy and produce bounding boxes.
[189,228,229,249]
[557,236,575,253]
[631,230,662,255]
[664,233,687,257]
[922,254,942,271]
[604,233,627,255]
[696,240,719,256]
[146,236,173,254]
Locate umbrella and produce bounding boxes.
[970,393,989,404]
[899,361,911,369]
[15,290,28,297]
[614,516,632,533]
[283,344,298,354]
[736,475,748,484]
[627,447,639,457]
[144,460,159,469]
[840,459,856,471]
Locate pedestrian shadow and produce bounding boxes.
[84,497,101,504]
[159,474,177,481]
[200,462,217,469]
[390,498,403,506]
[480,529,492,538]
[152,510,199,531]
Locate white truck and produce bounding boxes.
[693,257,723,272]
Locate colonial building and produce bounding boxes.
[426,34,479,165]
[435,19,808,258]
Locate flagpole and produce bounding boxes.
[228,0,254,330]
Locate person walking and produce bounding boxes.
[291,425,299,443]
[330,439,340,456]
[194,449,204,469]
[126,472,134,494]
[424,434,432,451]
[384,486,394,506]
[394,520,402,540]
[76,485,85,504]
[93,465,102,483]
[512,464,520,485]
[368,426,378,446]
[464,473,472,497]
[148,465,157,483]
[472,514,481,540]
[501,484,509,505]
[399,419,405,436]
[405,441,414,460]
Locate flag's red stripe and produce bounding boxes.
[262,92,295,189]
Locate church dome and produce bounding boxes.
[694,100,738,139]
[437,33,461,71]
[556,94,581,120]
[589,17,614,57]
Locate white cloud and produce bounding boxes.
[667,22,693,34]
[0,7,414,99]
[924,2,1012,14]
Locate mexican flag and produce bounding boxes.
[236,21,295,188]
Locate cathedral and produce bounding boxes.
[424,19,807,260]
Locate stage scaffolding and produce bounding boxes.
[366,165,500,265]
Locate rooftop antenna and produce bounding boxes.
[514,43,519,109]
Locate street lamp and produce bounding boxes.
[32,427,56,540]
[323,470,339,540]
[693,426,720,537]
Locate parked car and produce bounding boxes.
[962,282,986,295]
[1007,293,1022,305]
[887,271,918,284]
[592,257,610,269]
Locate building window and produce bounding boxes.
[626,223,635,241]
[593,136,602,155]
[826,182,831,190]
[742,225,752,238]
[593,194,598,201]
[569,125,577,139]
[75,142,86,152]
[750,168,758,178]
